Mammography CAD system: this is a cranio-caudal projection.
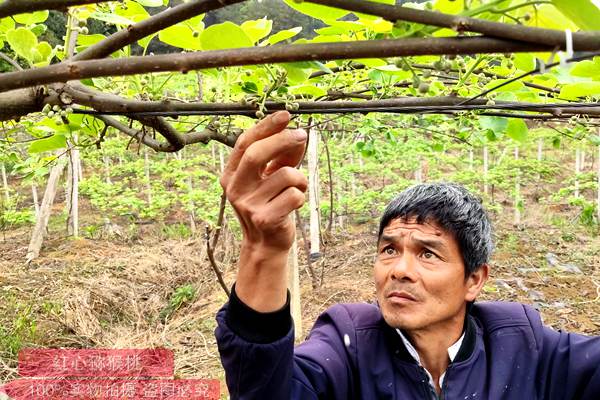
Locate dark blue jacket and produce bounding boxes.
[215,290,600,399]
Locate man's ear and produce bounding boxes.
[465,264,489,302]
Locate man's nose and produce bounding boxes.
[390,254,418,282]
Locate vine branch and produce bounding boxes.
[0,0,111,18]
[308,0,600,49]
[73,0,245,61]
[0,35,586,94]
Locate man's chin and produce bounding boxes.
[380,306,422,330]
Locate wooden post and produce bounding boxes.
[103,154,112,185]
[27,158,65,263]
[66,140,80,237]
[187,175,196,234]
[78,157,83,181]
[31,184,39,219]
[415,158,423,183]
[66,149,73,234]
[469,148,474,170]
[219,146,225,174]
[537,139,543,161]
[288,212,302,341]
[211,143,217,169]
[308,127,320,257]
[575,148,581,198]
[144,149,152,205]
[1,162,8,202]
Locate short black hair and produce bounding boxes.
[378,182,493,277]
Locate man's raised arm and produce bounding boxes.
[219,111,307,313]
[214,112,358,400]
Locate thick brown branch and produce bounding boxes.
[308,0,600,48]
[0,88,44,121]
[0,0,110,18]
[95,115,177,152]
[73,0,245,61]
[61,82,239,147]
[0,36,574,93]
[135,116,186,151]
[95,113,236,152]
[70,96,600,118]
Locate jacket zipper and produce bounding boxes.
[440,365,453,400]
[418,366,437,400]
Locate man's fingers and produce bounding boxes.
[225,111,291,175]
[251,167,307,202]
[263,136,307,177]
[233,128,307,186]
[267,186,306,221]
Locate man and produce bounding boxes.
[215,111,600,399]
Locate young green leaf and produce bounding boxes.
[28,135,67,154]
[6,28,38,63]
[200,22,252,51]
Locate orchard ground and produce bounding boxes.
[0,170,599,399]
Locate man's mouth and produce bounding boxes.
[386,291,418,304]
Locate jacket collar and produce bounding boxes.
[382,310,477,365]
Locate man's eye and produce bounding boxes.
[422,250,437,259]
[382,246,396,255]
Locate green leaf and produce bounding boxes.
[31,24,47,37]
[77,34,107,47]
[434,0,464,14]
[552,137,561,149]
[288,84,327,98]
[241,81,258,94]
[551,0,600,30]
[116,1,150,19]
[90,12,135,26]
[0,18,15,33]
[138,33,157,50]
[281,63,310,84]
[506,119,528,142]
[559,82,600,99]
[514,54,535,72]
[13,11,49,25]
[263,27,302,45]
[200,22,252,50]
[135,0,163,6]
[263,27,302,46]
[6,28,38,62]
[241,19,272,44]
[28,134,66,154]
[356,17,393,33]
[33,42,53,66]
[159,24,203,50]
[431,142,444,152]
[526,4,577,30]
[480,116,508,135]
[570,57,600,80]
[589,135,600,146]
[283,0,348,21]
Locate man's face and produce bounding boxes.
[374,217,486,332]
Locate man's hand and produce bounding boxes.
[220,111,308,312]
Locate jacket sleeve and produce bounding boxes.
[214,285,357,400]
[526,305,600,400]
